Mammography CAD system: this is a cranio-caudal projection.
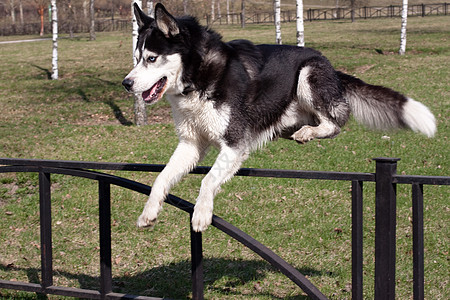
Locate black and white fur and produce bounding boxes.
[123,3,436,232]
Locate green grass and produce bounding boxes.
[1,16,449,299]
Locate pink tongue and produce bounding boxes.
[142,83,159,102]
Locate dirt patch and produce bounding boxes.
[147,106,173,124]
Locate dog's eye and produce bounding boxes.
[147,56,158,63]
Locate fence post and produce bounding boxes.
[412,183,424,300]
[99,181,112,297]
[39,171,53,290]
[191,216,204,300]
[352,180,363,300]
[374,158,399,300]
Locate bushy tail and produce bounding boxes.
[337,71,436,137]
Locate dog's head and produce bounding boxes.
[122,3,185,104]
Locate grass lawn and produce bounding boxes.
[0,16,449,299]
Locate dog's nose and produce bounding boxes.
[122,78,134,91]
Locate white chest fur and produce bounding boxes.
[167,93,231,142]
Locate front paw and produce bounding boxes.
[191,205,213,232]
[136,206,159,228]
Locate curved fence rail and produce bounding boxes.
[0,157,449,299]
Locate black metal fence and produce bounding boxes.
[0,157,448,299]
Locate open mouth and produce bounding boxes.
[142,77,167,104]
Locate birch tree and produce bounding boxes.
[274,0,281,44]
[147,0,154,17]
[89,0,95,40]
[241,0,245,28]
[399,0,408,55]
[296,0,304,47]
[9,0,16,24]
[131,0,147,126]
[51,0,58,80]
[226,0,230,24]
[183,0,188,14]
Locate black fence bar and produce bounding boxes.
[412,183,424,300]
[190,216,204,300]
[39,171,53,290]
[0,157,375,182]
[374,158,399,300]
[99,181,113,298]
[351,180,364,300]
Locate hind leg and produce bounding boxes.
[293,59,349,144]
[291,112,341,144]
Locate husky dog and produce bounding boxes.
[123,3,436,232]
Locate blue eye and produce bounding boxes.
[147,56,157,63]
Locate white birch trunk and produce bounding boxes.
[399,0,408,55]
[9,0,16,24]
[296,0,304,47]
[183,0,188,15]
[241,0,245,28]
[274,0,282,45]
[131,0,147,126]
[147,0,154,16]
[19,0,24,25]
[51,0,58,80]
[226,0,230,24]
[132,0,142,66]
[83,0,88,19]
[217,0,221,20]
[89,0,95,40]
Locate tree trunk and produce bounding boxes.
[38,5,44,36]
[399,0,408,55]
[89,0,95,40]
[241,0,245,28]
[217,0,221,20]
[10,0,16,24]
[147,0,154,16]
[226,0,230,24]
[274,0,282,44]
[19,0,24,25]
[131,0,147,126]
[351,0,355,22]
[51,0,58,80]
[296,0,304,47]
[83,0,88,19]
[183,0,188,15]
[68,0,74,38]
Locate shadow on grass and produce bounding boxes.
[105,99,133,126]
[1,257,330,299]
[26,66,134,126]
[30,64,52,80]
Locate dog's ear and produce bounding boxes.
[133,2,154,30]
[154,3,179,38]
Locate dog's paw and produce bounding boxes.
[191,206,213,232]
[291,126,316,144]
[136,206,159,228]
